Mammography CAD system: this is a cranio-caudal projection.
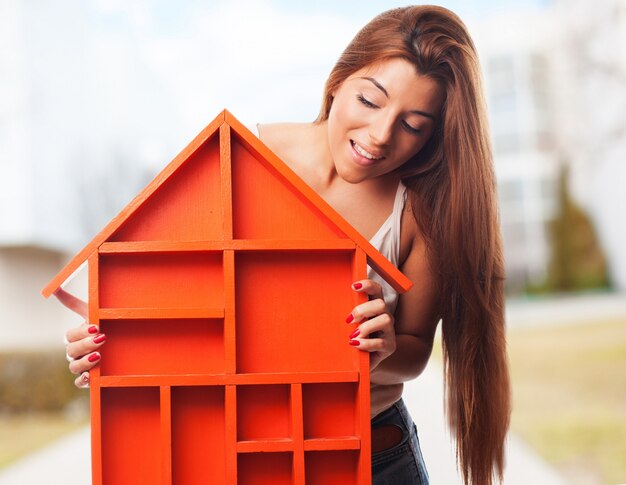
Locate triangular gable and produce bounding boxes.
[223,112,411,293]
[42,110,412,298]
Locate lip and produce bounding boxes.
[350,140,385,167]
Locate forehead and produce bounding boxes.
[346,58,443,112]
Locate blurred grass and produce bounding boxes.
[507,319,626,485]
[0,350,89,470]
[0,413,88,469]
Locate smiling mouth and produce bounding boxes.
[351,140,384,161]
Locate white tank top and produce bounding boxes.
[252,124,405,315]
[367,182,406,316]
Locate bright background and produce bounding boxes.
[1,1,625,484]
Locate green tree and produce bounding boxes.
[547,166,611,292]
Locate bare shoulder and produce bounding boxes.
[256,122,309,161]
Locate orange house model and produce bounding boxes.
[42,110,412,485]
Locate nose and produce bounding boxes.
[368,112,394,147]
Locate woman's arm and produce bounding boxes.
[349,226,439,385]
[372,228,439,384]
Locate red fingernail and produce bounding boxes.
[349,328,360,339]
[345,314,354,324]
[349,339,360,347]
[88,352,101,363]
[352,282,363,290]
[93,333,106,344]
[88,325,98,334]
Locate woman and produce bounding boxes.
[65,6,510,484]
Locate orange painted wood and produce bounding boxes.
[99,239,356,253]
[302,382,358,440]
[236,439,294,453]
[237,385,291,441]
[238,452,293,485]
[99,318,225,377]
[291,383,306,485]
[99,371,359,388]
[172,386,226,484]
[231,132,343,241]
[110,135,222,243]
[41,112,225,298]
[99,241,225,253]
[98,308,224,319]
[235,252,358,374]
[232,239,356,251]
[88,253,102,485]
[223,250,236,375]
[303,438,361,451]
[225,385,238,484]
[42,111,418,484]
[43,111,410,298]
[305,450,359,485]
[101,387,161,485]
[225,110,411,293]
[99,252,223,310]
[354,249,372,484]
[160,386,172,485]
[220,123,234,240]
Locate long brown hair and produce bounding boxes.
[317,6,510,484]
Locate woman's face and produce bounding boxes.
[326,57,444,184]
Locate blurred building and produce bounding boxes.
[0,0,89,349]
[0,0,165,349]
[474,9,561,291]
[474,1,626,292]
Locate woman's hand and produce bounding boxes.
[64,323,106,388]
[346,279,396,371]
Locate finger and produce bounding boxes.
[353,313,394,339]
[66,332,106,360]
[74,372,90,389]
[68,351,102,375]
[351,279,384,300]
[65,322,99,345]
[349,336,387,352]
[346,298,388,324]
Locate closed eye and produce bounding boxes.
[357,94,378,109]
[402,120,422,135]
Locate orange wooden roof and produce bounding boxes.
[42,110,412,298]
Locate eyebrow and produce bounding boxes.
[359,76,437,121]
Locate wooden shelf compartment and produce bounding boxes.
[98,318,225,377]
[99,252,224,310]
[237,452,293,485]
[237,384,291,442]
[100,387,161,485]
[303,382,359,440]
[235,251,360,375]
[305,450,360,485]
[171,386,226,485]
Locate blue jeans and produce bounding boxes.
[371,399,429,485]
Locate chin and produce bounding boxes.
[336,167,369,185]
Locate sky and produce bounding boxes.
[1,0,552,250]
[84,0,552,155]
